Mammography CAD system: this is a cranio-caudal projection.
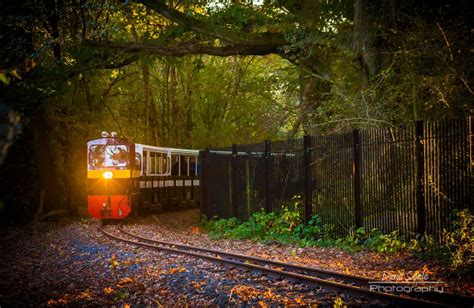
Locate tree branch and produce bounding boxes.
[67,54,140,78]
[133,0,287,47]
[83,40,281,57]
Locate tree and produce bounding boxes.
[86,0,473,130]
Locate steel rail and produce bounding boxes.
[117,227,474,307]
[99,226,450,307]
[117,226,371,284]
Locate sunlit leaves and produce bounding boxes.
[103,287,114,295]
[168,267,186,274]
[110,69,119,79]
[0,72,10,85]
[110,254,119,269]
[333,297,345,308]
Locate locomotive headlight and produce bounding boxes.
[103,171,114,180]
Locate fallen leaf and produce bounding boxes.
[191,226,200,234]
[117,277,134,287]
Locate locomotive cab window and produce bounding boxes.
[88,144,129,170]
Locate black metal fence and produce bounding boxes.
[199,117,473,238]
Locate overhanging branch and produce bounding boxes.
[83,40,282,57]
[133,0,287,47]
[68,54,140,78]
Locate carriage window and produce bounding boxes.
[158,153,163,174]
[171,155,192,176]
[135,153,141,171]
[180,155,191,176]
[157,153,168,174]
[150,153,156,175]
[89,144,129,170]
[189,156,197,176]
[171,155,180,175]
[185,156,190,176]
[143,151,148,175]
[163,154,169,173]
[147,152,169,175]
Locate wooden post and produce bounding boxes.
[303,135,313,223]
[352,129,363,229]
[415,121,426,234]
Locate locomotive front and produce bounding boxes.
[86,134,138,219]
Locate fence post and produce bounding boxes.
[199,148,210,219]
[231,144,238,218]
[352,129,363,229]
[303,135,313,223]
[264,140,272,213]
[415,121,426,234]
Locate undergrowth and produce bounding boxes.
[200,201,473,269]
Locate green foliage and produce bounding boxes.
[204,210,428,254]
[202,202,474,260]
[364,230,407,253]
[201,198,414,253]
[114,290,129,301]
[442,209,474,269]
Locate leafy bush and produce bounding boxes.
[201,203,474,261]
[442,209,473,269]
[365,229,407,253]
[202,208,415,254]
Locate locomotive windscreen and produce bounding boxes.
[88,139,130,170]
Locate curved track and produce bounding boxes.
[99,226,474,307]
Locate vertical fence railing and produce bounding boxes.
[415,121,426,234]
[200,117,473,238]
[352,129,362,229]
[264,140,272,213]
[231,144,238,218]
[303,135,313,223]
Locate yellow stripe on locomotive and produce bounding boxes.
[87,169,140,179]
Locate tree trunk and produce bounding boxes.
[169,66,180,147]
[353,0,393,84]
[182,69,195,146]
[32,109,63,214]
[353,0,374,84]
[142,61,158,144]
[45,0,63,60]
[163,64,171,145]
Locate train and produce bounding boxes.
[87,132,200,220]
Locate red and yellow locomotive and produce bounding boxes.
[87,132,200,219]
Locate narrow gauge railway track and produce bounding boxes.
[99,226,473,307]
